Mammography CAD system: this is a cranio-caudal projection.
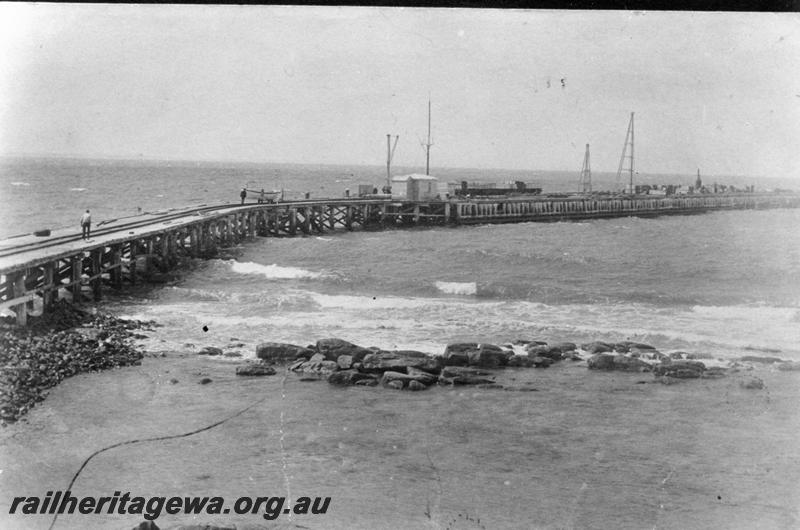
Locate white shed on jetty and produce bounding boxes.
[391,174,440,201]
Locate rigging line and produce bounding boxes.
[48,389,273,530]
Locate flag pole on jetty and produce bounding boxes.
[421,97,433,175]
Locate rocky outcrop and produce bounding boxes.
[337,354,354,370]
[581,341,614,354]
[653,360,706,379]
[296,359,338,376]
[360,351,442,374]
[255,342,313,362]
[379,371,419,389]
[506,354,535,368]
[407,380,427,391]
[438,366,496,385]
[235,335,789,396]
[530,356,554,368]
[525,345,563,361]
[587,354,652,372]
[551,342,578,353]
[406,367,439,385]
[316,338,373,363]
[328,369,377,386]
[198,346,223,356]
[443,343,512,368]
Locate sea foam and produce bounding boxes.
[435,281,478,296]
[230,261,323,279]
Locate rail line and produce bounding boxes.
[0,198,392,258]
[0,204,244,258]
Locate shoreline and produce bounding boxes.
[2,338,800,529]
[4,299,800,426]
[0,302,156,425]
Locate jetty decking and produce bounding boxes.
[1,192,799,325]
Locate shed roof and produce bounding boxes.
[391,173,438,181]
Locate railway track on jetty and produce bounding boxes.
[0,203,242,258]
[2,192,800,326]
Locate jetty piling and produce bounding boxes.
[1,193,800,326]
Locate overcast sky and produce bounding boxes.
[0,5,798,177]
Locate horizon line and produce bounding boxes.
[0,152,774,182]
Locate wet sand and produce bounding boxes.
[1,354,799,529]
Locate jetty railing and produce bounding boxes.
[1,192,799,325]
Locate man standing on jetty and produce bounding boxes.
[80,209,91,239]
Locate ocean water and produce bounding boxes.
[2,157,795,359]
[107,209,800,363]
[2,157,800,528]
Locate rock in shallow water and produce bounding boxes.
[525,345,562,361]
[296,359,338,376]
[653,360,706,379]
[614,341,656,353]
[438,366,495,385]
[407,380,427,391]
[443,343,511,368]
[385,380,404,390]
[378,368,437,387]
[506,354,535,368]
[328,369,377,386]
[581,341,614,354]
[530,356,554,368]
[360,351,442,374]
[255,342,314,362]
[587,354,652,372]
[337,354,353,370]
[316,338,372,362]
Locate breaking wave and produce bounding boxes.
[435,281,478,296]
[230,261,324,279]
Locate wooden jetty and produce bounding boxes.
[1,192,799,326]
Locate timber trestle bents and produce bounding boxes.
[1,193,799,325]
